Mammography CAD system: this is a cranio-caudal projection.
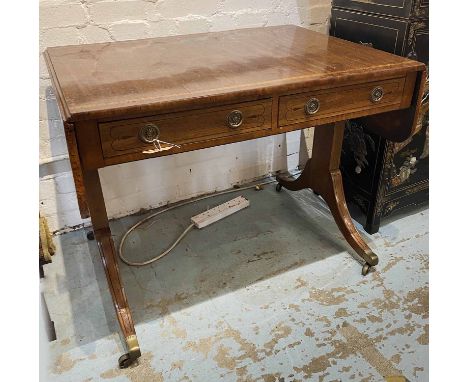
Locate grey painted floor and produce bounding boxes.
[42,182,428,382]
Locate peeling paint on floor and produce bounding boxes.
[41,184,428,381]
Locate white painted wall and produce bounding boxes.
[39,0,331,232]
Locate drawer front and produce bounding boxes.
[278,77,406,127]
[100,99,272,158]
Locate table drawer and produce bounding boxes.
[99,99,272,158]
[278,77,406,127]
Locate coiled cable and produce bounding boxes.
[118,173,299,266]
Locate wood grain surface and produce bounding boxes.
[44,25,424,122]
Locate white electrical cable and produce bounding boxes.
[118,173,299,267]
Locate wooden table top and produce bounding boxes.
[44,25,424,122]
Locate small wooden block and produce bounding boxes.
[191,196,250,229]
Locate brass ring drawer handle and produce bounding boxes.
[304,98,320,115]
[139,123,160,143]
[371,86,384,103]
[138,123,181,152]
[227,110,243,129]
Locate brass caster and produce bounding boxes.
[86,231,95,241]
[119,335,141,368]
[118,353,134,369]
[276,183,282,192]
[362,263,371,276]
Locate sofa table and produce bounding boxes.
[44,25,425,368]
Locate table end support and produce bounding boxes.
[82,169,142,367]
[275,122,379,275]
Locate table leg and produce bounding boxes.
[276,121,379,275]
[82,169,141,368]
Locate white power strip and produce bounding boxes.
[190,196,250,229]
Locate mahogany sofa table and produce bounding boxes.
[44,25,425,368]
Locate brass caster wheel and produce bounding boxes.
[276,183,282,192]
[86,231,95,241]
[361,263,371,276]
[118,353,134,369]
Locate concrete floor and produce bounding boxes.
[42,181,428,382]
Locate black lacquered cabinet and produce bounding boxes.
[333,0,428,18]
[330,0,429,234]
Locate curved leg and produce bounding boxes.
[311,123,378,273]
[320,171,378,268]
[280,122,379,274]
[83,169,141,367]
[276,160,314,191]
